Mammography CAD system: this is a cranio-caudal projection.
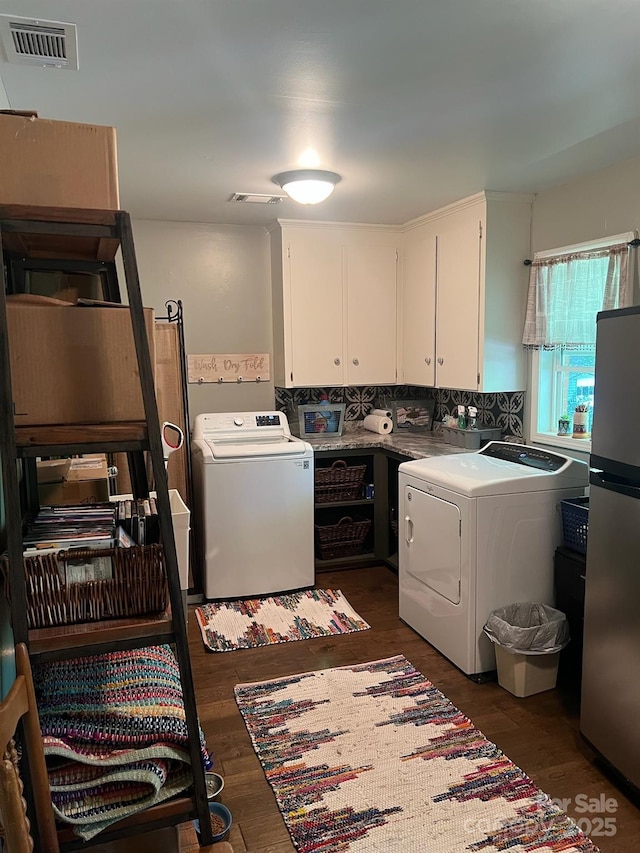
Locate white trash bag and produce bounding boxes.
[483,602,570,655]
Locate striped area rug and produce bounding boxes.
[235,655,599,853]
[195,588,370,652]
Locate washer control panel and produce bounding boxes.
[256,414,281,427]
[193,411,289,441]
[479,441,568,471]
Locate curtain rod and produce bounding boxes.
[523,236,640,266]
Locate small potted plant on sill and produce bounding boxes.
[557,414,571,436]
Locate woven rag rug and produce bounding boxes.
[196,588,370,652]
[34,645,211,840]
[235,655,599,853]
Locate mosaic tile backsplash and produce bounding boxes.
[275,385,525,438]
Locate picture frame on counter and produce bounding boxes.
[383,399,436,431]
[297,403,346,437]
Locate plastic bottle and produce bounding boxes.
[467,406,477,430]
[457,404,467,430]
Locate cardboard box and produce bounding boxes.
[36,458,72,484]
[38,455,110,506]
[26,271,104,304]
[66,454,109,482]
[0,113,119,209]
[7,299,156,425]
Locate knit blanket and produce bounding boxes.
[34,645,211,840]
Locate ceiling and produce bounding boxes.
[0,0,639,227]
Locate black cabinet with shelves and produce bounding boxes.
[313,449,404,571]
[385,452,405,572]
[314,450,376,570]
[554,545,586,697]
[0,205,213,847]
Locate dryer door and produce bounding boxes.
[403,485,461,604]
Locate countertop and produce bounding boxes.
[303,428,474,461]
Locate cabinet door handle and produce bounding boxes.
[424,357,432,365]
[334,357,341,366]
[405,515,414,544]
[437,356,444,366]
[352,358,359,366]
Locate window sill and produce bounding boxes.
[531,431,591,455]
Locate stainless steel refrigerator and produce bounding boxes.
[581,305,640,790]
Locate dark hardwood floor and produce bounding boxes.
[180,566,640,852]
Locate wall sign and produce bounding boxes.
[187,353,270,384]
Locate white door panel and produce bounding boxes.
[403,485,461,604]
[287,231,344,386]
[435,204,482,391]
[402,225,436,385]
[346,243,397,385]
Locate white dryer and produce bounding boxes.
[191,411,314,599]
[399,442,588,677]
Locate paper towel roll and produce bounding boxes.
[363,414,393,434]
[370,408,392,419]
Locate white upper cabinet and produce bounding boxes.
[401,219,437,386]
[436,200,485,391]
[345,241,398,385]
[400,192,532,393]
[278,226,344,388]
[271,222,399,388]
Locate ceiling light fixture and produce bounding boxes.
[272,169,341,205]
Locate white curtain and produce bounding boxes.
[522,241,631,350]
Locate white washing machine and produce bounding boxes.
[399,442,588,677]
[191,411,314,599]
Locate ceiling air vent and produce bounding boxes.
[229,192,284,205]
[0,15,78,69]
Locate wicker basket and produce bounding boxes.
[315,515,371,560]
[315,483,362,503]
[314,460,367,504]
[4,545,168,629]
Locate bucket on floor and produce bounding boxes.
[494,644,561,697]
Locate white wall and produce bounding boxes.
[128,219,274,425]
[123,155,640,437]
[528,153,640,455]
[531,154,640,252]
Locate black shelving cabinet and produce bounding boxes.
[384,452,406,573]
[554,545,587,697]
[0,205,213,847]
[314,448,398,571]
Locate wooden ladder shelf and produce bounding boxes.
[0,204,214,847]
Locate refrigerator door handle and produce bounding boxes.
[590,469,640,498]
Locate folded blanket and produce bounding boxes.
[34,645,210,840]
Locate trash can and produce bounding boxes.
[483,603,569,697]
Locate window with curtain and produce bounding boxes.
[523,233,634,446]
